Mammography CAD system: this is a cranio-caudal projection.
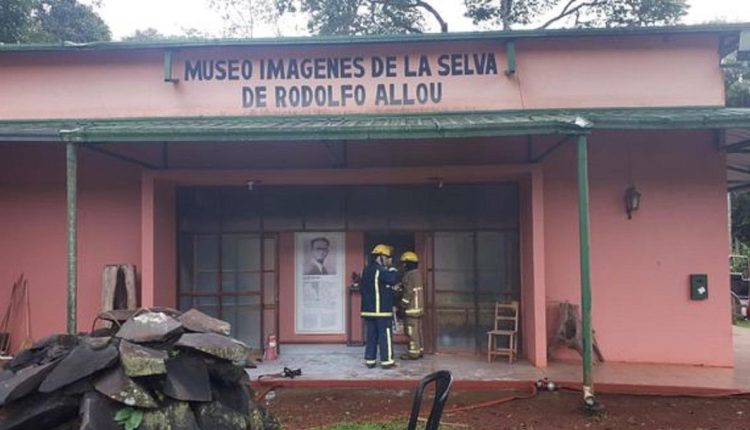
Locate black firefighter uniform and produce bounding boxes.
[400,268,424,358]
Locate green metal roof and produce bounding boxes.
[2,107,750,143]
[0,23,748,53]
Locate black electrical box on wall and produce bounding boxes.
[690,274,708,300]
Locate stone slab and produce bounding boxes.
[175,333,248,362]
[93,366,158,408]
[38,344,118,393]
[119,341,167,377]
[163,354,211,402]
[116,312,182,344]
[178,309,231,336]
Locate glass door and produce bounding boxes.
[428,231,518,353]
[178,232,277,350]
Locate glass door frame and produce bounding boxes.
[177,230,279,351]
[424,229,520,355]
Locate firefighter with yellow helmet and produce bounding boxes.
[360,244,401,368]
[399,251,424,360]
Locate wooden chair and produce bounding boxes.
[487,301,519,363]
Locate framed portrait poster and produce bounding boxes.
[295,232,345,334]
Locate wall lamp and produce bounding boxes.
[246,180,262,191]
[625,186,641,220]
[427,176,444,189]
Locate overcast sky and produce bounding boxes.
[93,0,750,40]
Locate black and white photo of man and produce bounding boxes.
[304,237,336,275]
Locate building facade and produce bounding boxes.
[1,24,749,368]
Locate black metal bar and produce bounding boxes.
[728,165,750,174]
[722,138,750,153]
[531,135,572,163]
[83,144,160,169]
[730,182,750,192]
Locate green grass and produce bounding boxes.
[735,319,750,329]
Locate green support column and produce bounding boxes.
[576,134,595,405]
[66,142,78,334]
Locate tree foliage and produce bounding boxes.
[121,28,212,42]
[208,0,284,37]
[0,0,34,43]
[464,0,688,31]
[0,0,110,44]
[277,0,431,35]
[733,192,750,246]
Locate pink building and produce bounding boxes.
[1,24,749,375]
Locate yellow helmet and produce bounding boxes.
[400,251,419,263]
[371,244,392,257]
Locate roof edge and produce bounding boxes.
[0,23,748,53]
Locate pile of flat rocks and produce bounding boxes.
[0,308,279,430]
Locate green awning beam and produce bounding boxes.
[65,141,78,335]
[576,134,598,410]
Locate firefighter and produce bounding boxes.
[360,244,400,369]
[399,251,424,360]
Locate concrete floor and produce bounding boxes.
[247,326,750,394]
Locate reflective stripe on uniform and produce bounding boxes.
[386,326,393,362]
[361,311,393,317]
[374,269,381,313]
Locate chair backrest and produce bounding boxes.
[407,370,454,430]
[494,301,519,331]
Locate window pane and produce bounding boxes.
[263,238,276,271]
[303,187,346,230]
[262,187,304,230]
[196,272,218,292]
[434,271,474,292]
[436,308,476,351]
[237,273,261,292]
[263,272,277,304]
[178,296,192,310]
[222,296,261,348]
[237,236,261,271]
[196,296,219,318]
[221,235,237,271]
[221,271,237,292]
[434,232,474,271]
[178,234,194,293]
[196,236,218,270]
[433,185,477,228]
[388,186,432,230]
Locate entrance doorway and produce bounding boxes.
[364,233,416,266]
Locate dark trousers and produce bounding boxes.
[364,317,394,365]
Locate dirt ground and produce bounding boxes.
[264,387,750,429]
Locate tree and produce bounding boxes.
[0,0,111,44]
[209,0,448,36]
[208,0,288,37]
[121,28,212,43]
[734,192,750,247]
[276,0,444,35]
[0,0,34,43]
[464,0,688,31]
[31,0,111,43]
